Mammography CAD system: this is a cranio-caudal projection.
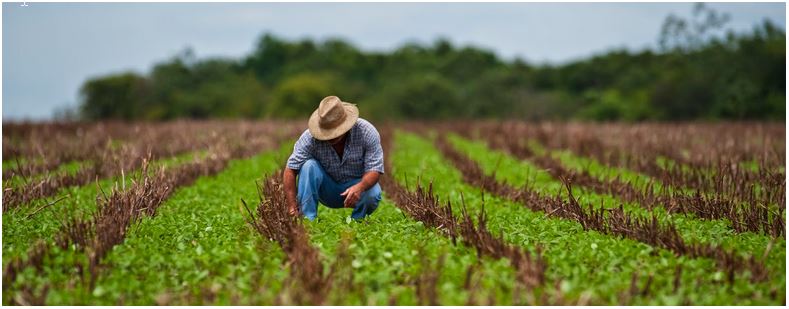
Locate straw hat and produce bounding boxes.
[308,96,359,141]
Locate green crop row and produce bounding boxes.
[2,158,27,171]
[4,160,86,188]
[2,150,207,264]
[395,131,782,305]
[530,135,783,206]
[551,143,780,207]
[9,144,292,305]
[447,134,785,277]
[3,129,784,305]
[525,139,665,194]
[304,196,519,305]
[546,138,784,233]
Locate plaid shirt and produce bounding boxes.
[286,118,385,183]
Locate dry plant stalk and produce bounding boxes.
[378,127,550,304]
[243,172,338,305]
[4,127,297,302]
[433,133,769,283]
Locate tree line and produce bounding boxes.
[76,5,785,121]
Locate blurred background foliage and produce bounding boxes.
[77,4,785,121]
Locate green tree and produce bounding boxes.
[172,72,267,119]
[79,72,148,120]
[76,5,784,122]
[385,73,461,119]
[266,73,335,118]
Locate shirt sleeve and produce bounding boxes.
[363,125,385,174]
[286,130,314,171]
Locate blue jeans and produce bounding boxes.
[297,159,382,220]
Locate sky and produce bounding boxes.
[2,2,785,121]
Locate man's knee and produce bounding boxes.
[361,184,382,205]
[299,159,324,179]
[297,159,325,198]
[301,159,321,172]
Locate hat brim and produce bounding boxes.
[308,103,359,141]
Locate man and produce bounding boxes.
[283,95,384,220]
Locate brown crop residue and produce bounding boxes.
[433,133,768,284]
[378,127,554,305]
[3,124,298,305]
[448,121,785,237]
[243,172,340,305]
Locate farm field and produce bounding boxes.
[1,120,785,305]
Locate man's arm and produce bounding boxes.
[283,168,299,215]
[357,171,381,191]
[341,122,385,208]
[284,130,314,216]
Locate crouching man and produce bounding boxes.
[283,95,384,220]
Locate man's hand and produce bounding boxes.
[287,201,300,216]
[341,171,381,209]
[340,184,364,208]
